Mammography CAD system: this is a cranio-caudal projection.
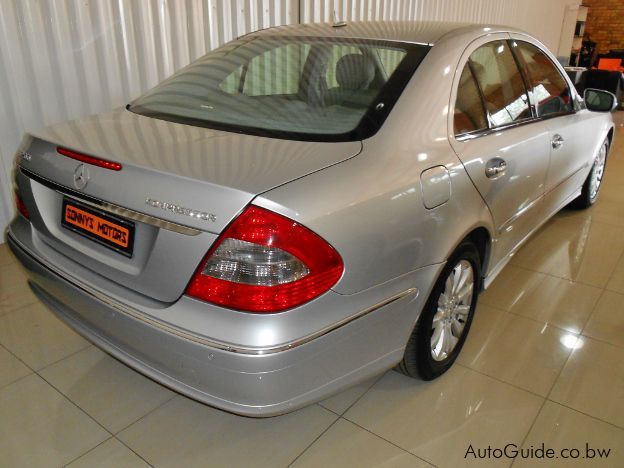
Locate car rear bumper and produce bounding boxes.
[7,229,438,416]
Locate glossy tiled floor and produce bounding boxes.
[1,114,624,468]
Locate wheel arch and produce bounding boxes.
[450,226,492,291]
[607,126,614,147]
[465,227,491,273]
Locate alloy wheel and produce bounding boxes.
[589,142,607,201]
[431,259,474,361]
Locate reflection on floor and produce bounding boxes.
[1,113,624,467]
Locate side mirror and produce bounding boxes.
[584,88,618,112]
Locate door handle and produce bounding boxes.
[485,157,507,179]
[552,134,564,149]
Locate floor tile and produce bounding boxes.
[40,346,175,433]
[480,265,545,312]
[600,180,624,204]
[564,214,624,263]
[0,374,109,467]
[344,367,543,468]
[586,199,624,228]
[549,337,624,428]
[319,374,383,415]
[293,418,431,468]
[582,290,624,348]
[511,218,624,288]
[118,396,337,468]
[458,305,574,396]
[606,267,624,294]
[495,273,601,334]
[606,255,624,294]
[67,437,149,468]
[0,344,31,389]
[0,261,38,316]
[514,401,624,467]
[0,242,16,267]
[509,219,566,274]
[0,302,89,370]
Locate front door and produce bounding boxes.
[510,38,602,215]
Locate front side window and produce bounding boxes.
[513,41,573,117]
[454,64,489,135]
[130,36,429,141]
[469,41,531,127]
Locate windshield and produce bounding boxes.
[129,36,430,141]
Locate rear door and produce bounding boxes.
[449,35,552,265]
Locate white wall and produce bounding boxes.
[0,0,297,239]
[557,3,583,62]
[301,0,581,55]
[0,0,580,240]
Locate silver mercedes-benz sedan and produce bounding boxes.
[7,21,616,416]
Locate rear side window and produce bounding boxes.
[454,65,488,135]
[469,41,531,127]
[513,41,573,117]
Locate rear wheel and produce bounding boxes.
[397,241,481,380]
[571,138,609,209]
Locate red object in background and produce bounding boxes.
[597,58,623,71]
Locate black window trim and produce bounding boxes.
[508,39,538,120]
[468,60,492,129]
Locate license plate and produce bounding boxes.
[61,198,135,257]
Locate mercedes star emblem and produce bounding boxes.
[73,164,90,190]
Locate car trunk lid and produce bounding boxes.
[16,108,361,302]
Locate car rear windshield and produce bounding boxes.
[129,36,430,141]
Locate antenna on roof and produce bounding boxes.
[332,11,347,28]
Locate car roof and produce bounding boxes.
[247,20,526,46]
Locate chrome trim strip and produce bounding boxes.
[8,232,417,355]
[455,117,540,142]
[19,167,202,236]
[66,195,202,236]
[454,111,577,142]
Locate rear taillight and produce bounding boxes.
[57,147,122,171]
[14,190,30,219]
[186,206,343,312]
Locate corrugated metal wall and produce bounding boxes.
[0,0,297,234]
[300,0,580,54]
[0,0,579,236]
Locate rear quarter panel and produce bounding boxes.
[255,38,495,295]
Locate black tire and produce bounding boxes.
[397,241,481,380]
[570,138,609,209]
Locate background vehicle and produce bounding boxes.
[7,21,615,416]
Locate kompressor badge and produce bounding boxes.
[145,198,217,222]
